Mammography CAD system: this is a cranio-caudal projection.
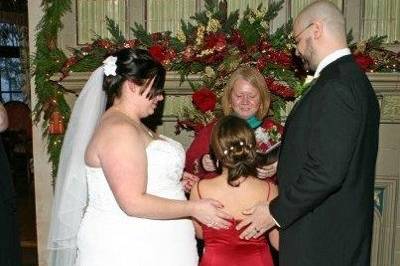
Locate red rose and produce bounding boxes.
[204,33,227,52]
[262,119,275,130]
[258,142,271,152]
[149,44,167,63]
[148,44,175,65]
[192,88,217,113]
[353,53,374,71]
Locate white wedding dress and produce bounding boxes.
[75,136,198,266]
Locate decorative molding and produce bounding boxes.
[374,187,384,215]
[367,72,400,124]
[381,96,400,123]
[367,72,400,93]
[59,71,400,124]
[371,177,399,266]
[58,71,200,94]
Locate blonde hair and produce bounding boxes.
[221,66,270,120]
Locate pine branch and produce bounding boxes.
[130,23,152,46]
[265,0,284,21]
[169,37,185,51]
[180,20,196,44]
[346,29,354,46]
[190,12,208,26]
[271,96,285,121]
[105,17,125,44]
[367,35,387,49]
[70,50,107,72]
[204,0,219,12]
[238,19,261,46]
[222,10,239,33]
[269,20,292,49]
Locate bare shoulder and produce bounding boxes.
[248,178,277,198]
[94,113,140,144]
[194,176,223,198]
[199,176,222,190]
[85,111,142,165]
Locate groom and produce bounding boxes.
[237,1,380,265]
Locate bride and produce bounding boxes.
[47,48,232,266]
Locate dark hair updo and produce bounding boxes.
[210,115,257,186]
[103,48,166,108]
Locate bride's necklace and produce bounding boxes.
[112,107,155,138]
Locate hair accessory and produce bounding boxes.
[102,56,117,76]
[239,141,244,146]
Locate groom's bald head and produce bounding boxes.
[295,0,347,45]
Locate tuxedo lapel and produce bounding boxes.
[285,77,318,126]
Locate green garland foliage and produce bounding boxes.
[33,0,72,179]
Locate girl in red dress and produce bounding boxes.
[190,115,279,266]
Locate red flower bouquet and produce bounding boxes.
[254,120,283,165]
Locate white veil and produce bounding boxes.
[47,67,107,265]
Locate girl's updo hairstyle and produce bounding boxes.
[103,48,166,108]
[210,115,257,186]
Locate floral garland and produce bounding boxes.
[34,0,400,177]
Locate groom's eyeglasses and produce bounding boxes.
[293,23,314,46]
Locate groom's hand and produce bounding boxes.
[236,202,275,239]
[257,161,278,179]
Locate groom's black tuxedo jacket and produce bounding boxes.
[270,55,380,266]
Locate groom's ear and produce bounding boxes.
[313,21,323,39]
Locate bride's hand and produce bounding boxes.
[190,199,233,229]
